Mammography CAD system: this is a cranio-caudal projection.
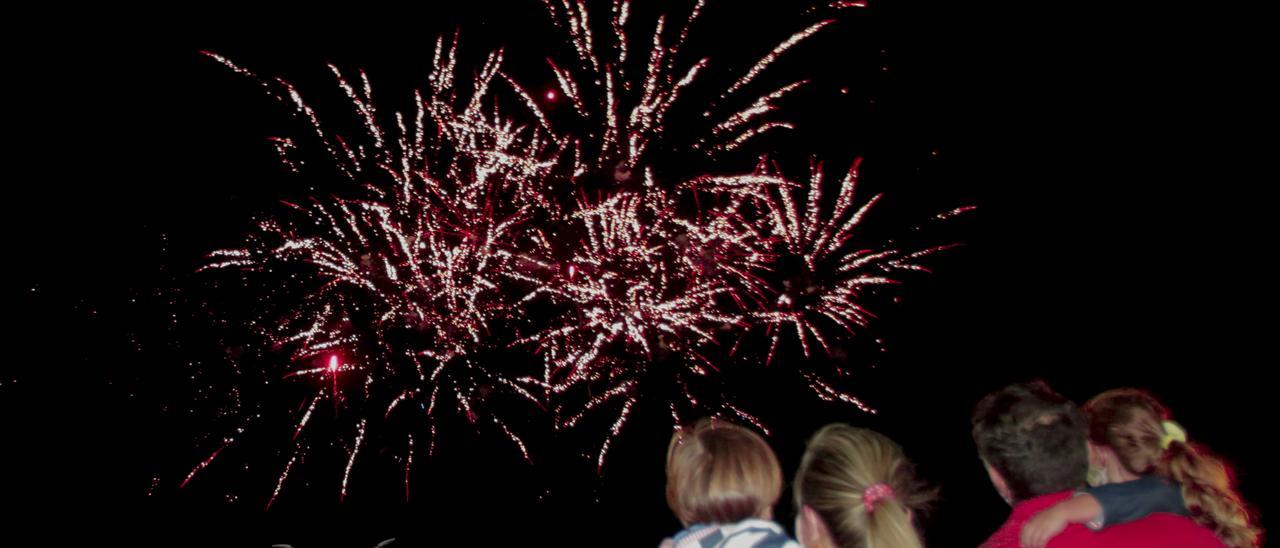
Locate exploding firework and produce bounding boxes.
[178,0,966,505]
[190,40,563,506]
[512,181,773,469]
[510,0,857,465]
[532,0,839,181]
[749,158,960,361]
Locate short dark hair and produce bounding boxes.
[971,381,1088,501]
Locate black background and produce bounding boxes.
[5,1,1269,546]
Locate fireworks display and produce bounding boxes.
[178,0,967,506]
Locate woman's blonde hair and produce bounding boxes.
[666,418,783,526]
[793,424,934,548]
[1085,389,1261,547]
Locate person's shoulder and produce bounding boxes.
[664,524,718,548]
[1048,514,1224,548]
[979,517,1023,548]
[983,493,1078,548]
[715,519,799,548]
[1131,514,1224,546]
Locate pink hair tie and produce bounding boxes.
[862,483,895,513]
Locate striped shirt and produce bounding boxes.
[660,519,800,548]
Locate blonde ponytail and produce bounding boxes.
[864,496,922,548]
[793,424,934,548]
[1161,439,1260,547]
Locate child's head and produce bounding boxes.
[792,424,933,548]
[665,417,783,527]
[1083,388,1170,476]
[1085,388,1261,547]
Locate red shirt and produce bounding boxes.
[982,491,1225,548]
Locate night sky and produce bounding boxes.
[6,1,1269,546]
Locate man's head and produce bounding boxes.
[971,381,1088,504]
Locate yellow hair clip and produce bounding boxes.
[1160,420,1187,449]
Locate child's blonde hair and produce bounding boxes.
[793,424,934,548]
[1085,389,1261,547]
[665,418,783,526]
